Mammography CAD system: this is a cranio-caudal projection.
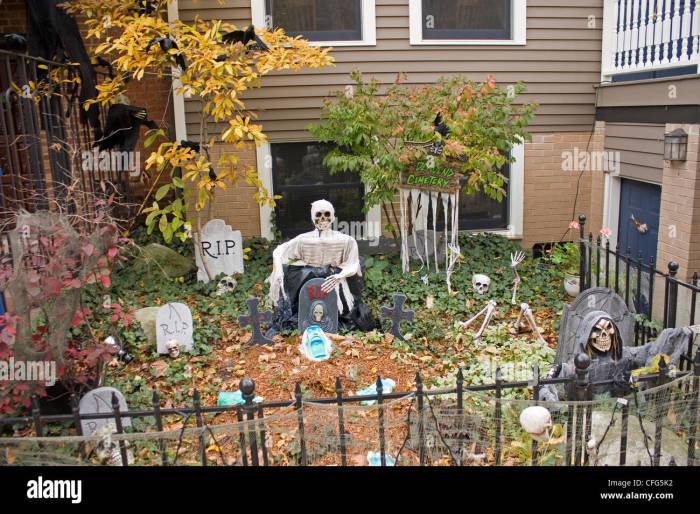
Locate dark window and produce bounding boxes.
[271,142,365,238]
[422,0,511,40]
[266,0,363,42]
[428,162,510,231]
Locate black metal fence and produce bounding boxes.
[578,213,700,348]
[1,349,698,467]
[0,49,132,230]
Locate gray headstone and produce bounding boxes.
[156,302,194,355]
[134,306,160,345]
[196,219,244,283]
[380,293,415,340]
[557,287,635,364]
[298,278,338,333]
[79,387,131,436]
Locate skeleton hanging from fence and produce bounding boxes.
[399,165,462,292]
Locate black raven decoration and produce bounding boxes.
[0,33,28,52]
[221,25,269,52]
[208,166,218,182]
[96,104,158,152]
[25,0,102,140]
[145,36,187,71]
[180,140,201,153]
[434,113,450,138]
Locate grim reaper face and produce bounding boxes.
[311,199,335,232]
[589,318,617,354]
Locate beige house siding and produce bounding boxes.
[179,0,604,140]
[604,123,665,184]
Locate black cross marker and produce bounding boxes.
[380,293,415,340]
[238,298,274,345]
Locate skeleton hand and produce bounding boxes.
[510,251,526,269]
[321,274,341,293]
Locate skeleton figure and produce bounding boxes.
[513,303,547,345]
[266,200,376,334]
[510,251,526,305]
[472,274,491,296]
[459,300,497,340]
[539,311,695,401]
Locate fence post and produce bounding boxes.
[111,392,129,467]
[578,214,587,291]
[31,395,43,437]
[653,358,671,466]
[151,390,166,466]
[456,368,464,466]
[335,377,347,466]
[70,394,85,460]
[376,376,386,466]
[192,389,207,466]
[416,372,426,466]
[494,367,503,465]
[666,262,680,329]
[619,398,630,466]
[530,364,540,466]
[688,351,700,466]
[295,382,307,466]
[242,378,259,466]
[570,354,591,466]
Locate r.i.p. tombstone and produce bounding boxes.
[78,387,131,436]
[298,278,338,333]
[195,219,244,283]
[156,302,194,355]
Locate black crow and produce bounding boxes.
[208,166,218,182]
[145,36,187,70]
[434,113,450,138]
[221,25,269,52]
[0,33,27,51]
[180,140,201,153]
[96,104,158,152]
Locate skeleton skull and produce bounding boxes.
[312,303,324,322]
[519,406,552,442]
[165,339,181,358]
[590,318,616,353]
[472,274,491,295]
[216,275,237,296]
[311,199,335,232]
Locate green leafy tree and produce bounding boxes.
[309,72,537,237]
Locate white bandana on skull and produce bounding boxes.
[311,199,335,232]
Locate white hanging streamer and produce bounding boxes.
[431,191,439,273]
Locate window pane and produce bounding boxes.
[422,0,511,40]
[267,0,363,41]
[428,163,510,231]
[271,142,365,238]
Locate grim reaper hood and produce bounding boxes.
[575,310,623,361]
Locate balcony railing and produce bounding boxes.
[602,0,700,79]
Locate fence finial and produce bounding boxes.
[668,261,680,277]
[241,378,255,405]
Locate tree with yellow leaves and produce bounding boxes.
[63,0,333,244]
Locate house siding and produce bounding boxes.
[179,0,604,140]
[604,123,665,184]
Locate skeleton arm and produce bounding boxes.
[321,237,361,293]
[267,237,302,305]
[459,300,497,340]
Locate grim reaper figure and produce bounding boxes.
[539,310,696,401]
[266,199,377,335]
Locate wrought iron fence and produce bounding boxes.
[578,214,700,354]
[1,350,698,467]
[0,49,132,230]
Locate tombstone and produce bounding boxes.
[78,387,131,436]
[195,219,244,283]
[156,302,194,355]
[298,278,338,333]
[238,298,274,345]
[380,293,415,340]
[556,287,635,364]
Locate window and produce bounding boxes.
[269,142,366,238]
[252,0,376,46]
[409,0,526,45]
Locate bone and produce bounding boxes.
[510,251,525,305]
[459,300,497,341]
[515,303,547,345]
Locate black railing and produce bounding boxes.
[578,213,700,348]
[0,49,132,230]
[1,350,699,467]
